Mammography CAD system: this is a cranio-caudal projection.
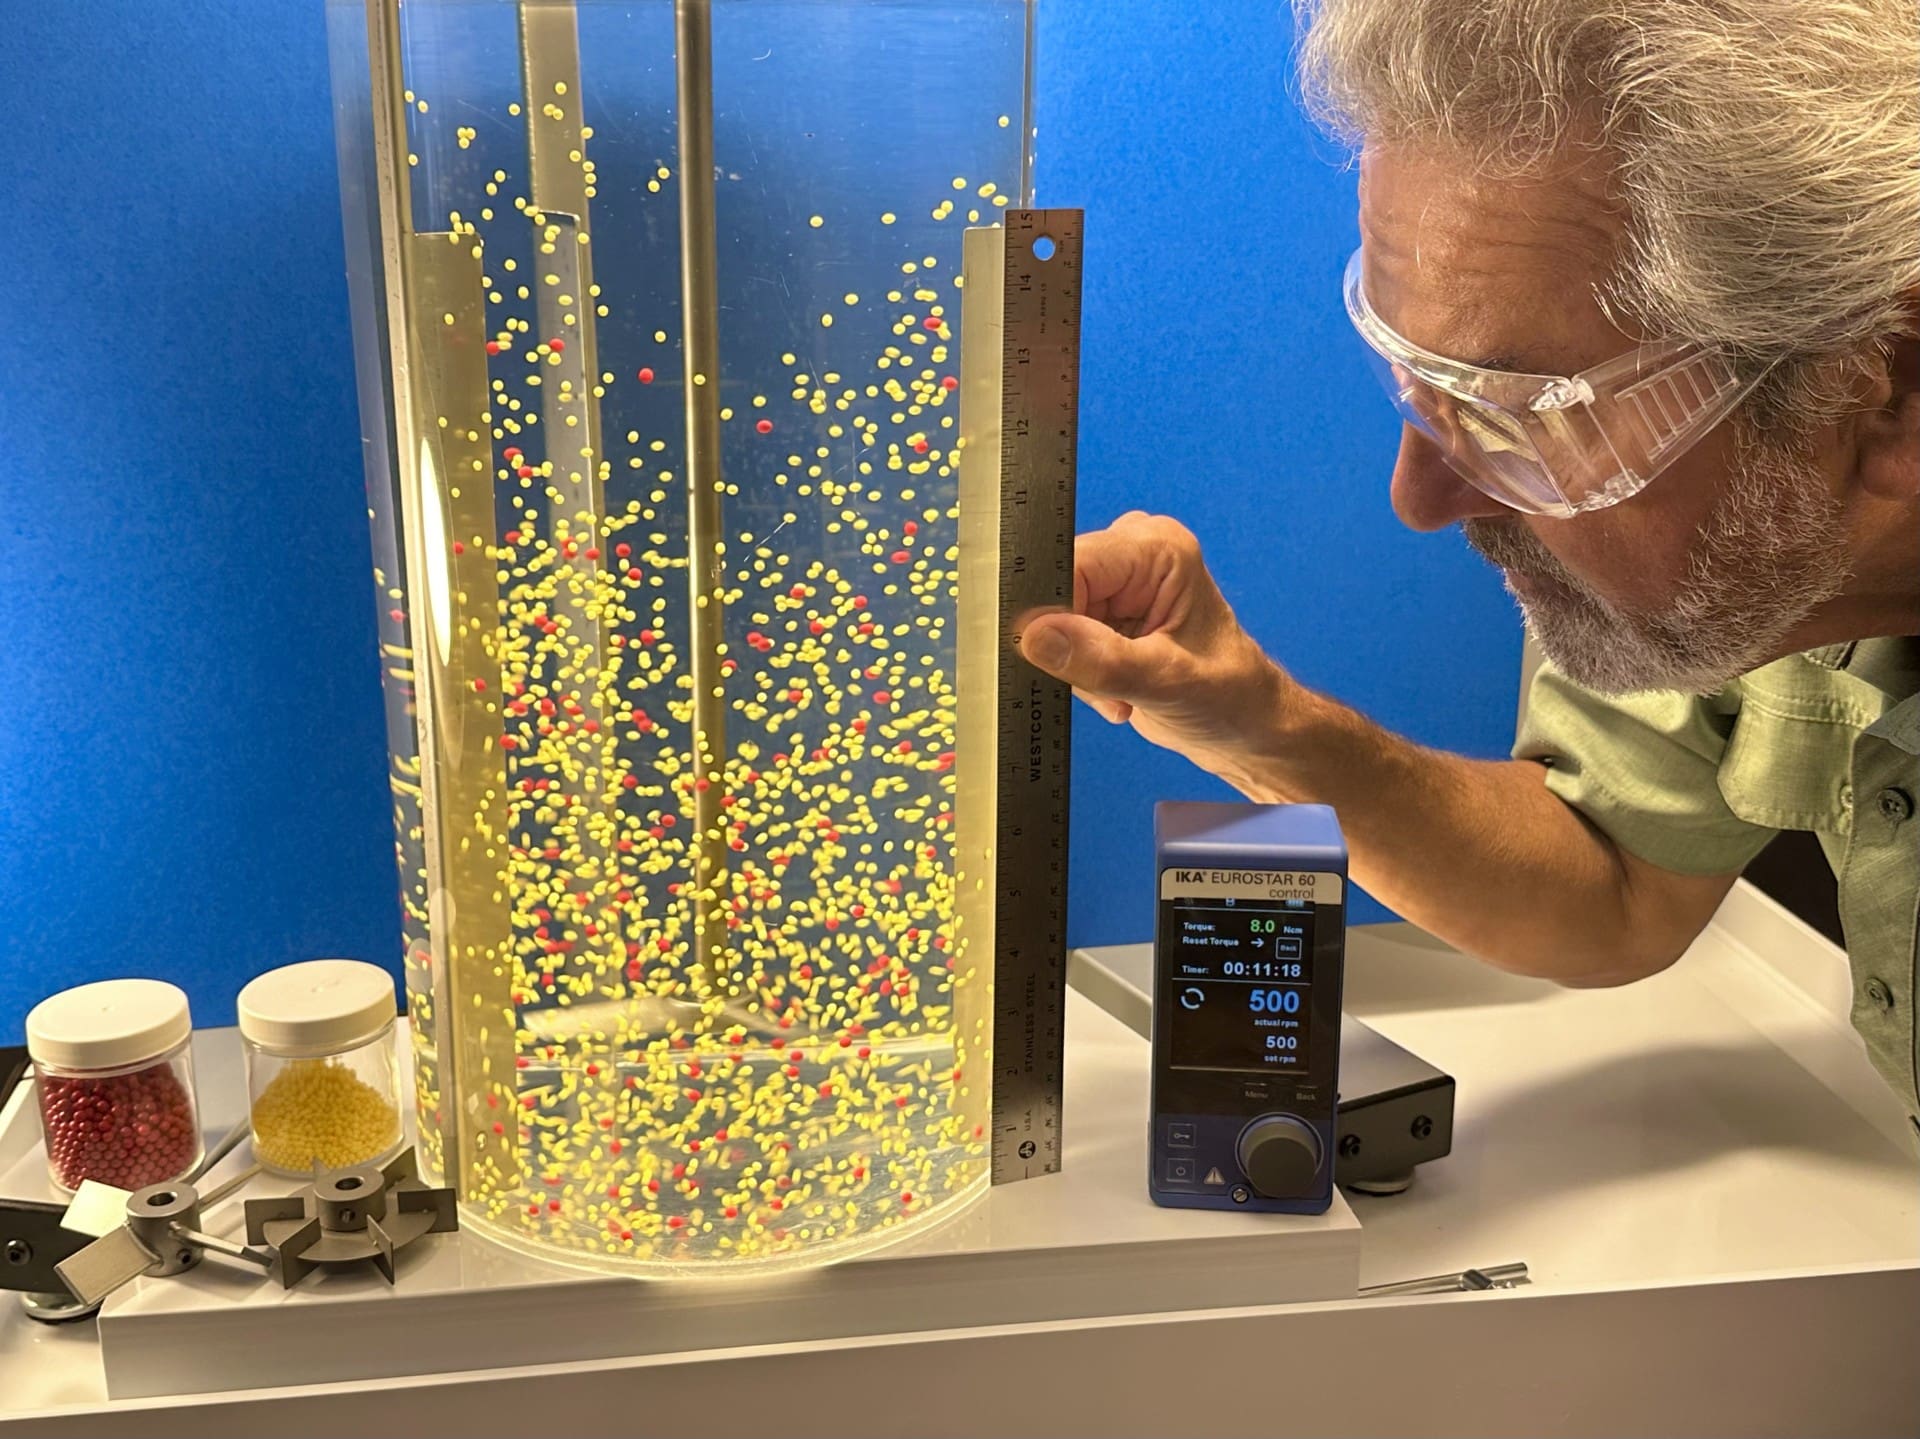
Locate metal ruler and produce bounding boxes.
[959,208,1082,1184]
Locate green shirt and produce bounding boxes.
[1515,638,1920,1130]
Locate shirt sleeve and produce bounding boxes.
[1512,659,1779,877]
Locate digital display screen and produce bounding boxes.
[1164,900,1313,1073]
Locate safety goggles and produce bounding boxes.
[1343,250,1771,516]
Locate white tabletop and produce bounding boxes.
[1073,890,1919,1292]
[2,881,1915,1435]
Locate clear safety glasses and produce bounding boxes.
[1343,250,1771,517]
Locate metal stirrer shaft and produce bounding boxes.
[675,0,733,992]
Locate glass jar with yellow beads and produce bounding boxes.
[238,960,404,1176]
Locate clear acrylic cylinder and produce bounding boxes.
[326,0,1034,1271]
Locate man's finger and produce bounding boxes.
[1071,519,1191,630]
[1019,612,1176,705]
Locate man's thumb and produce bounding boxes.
[1019,613,1150,700]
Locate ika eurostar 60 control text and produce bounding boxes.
[1150,802,1347,1214]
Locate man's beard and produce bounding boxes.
[1462,422,1851,695]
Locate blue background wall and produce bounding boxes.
[0,0,1523,1042]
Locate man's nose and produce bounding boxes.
[1389,426,1511,531]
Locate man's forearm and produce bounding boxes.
[1206,676,1723,984]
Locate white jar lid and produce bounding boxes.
[26,979,194,1071]
[237,960,397,1053]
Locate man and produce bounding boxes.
[1018,0,1920,1128]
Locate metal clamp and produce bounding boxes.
[3,1118,265,1321]
[52,1176,275,1311]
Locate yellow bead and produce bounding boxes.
[252,1059,400,1173]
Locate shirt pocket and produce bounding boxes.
[1717,680,1879,836]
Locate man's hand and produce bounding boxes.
[1017,512,1289,784]
[1015,511,1736,989]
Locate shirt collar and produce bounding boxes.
[1803,642,1858,671]
[1869,691,1920,758]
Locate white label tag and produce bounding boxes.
[1158,868,1344,904]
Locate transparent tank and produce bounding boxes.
[325,0,1033,1271]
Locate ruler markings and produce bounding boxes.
[976,208,1081,1183]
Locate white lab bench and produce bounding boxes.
[2,881,1915,1437]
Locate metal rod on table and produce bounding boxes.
[171,1227,273,1269]
[195,1164,264,1213]
[188,1117,253,1185]
[1358,1262,1531,1297]
[675,0,732,992]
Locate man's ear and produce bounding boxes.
[1855,291,1920,503]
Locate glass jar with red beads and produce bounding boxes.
[26,979,204,1194]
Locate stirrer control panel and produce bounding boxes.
[1150,802,1347,1214]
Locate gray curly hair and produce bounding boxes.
[1295,0,1920,432]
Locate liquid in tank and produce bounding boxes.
[327,0,1037,1271]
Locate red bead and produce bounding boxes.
[637,367,654,384]
[38,1063,196,1191]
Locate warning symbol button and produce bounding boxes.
[1203,1167,1227,1186]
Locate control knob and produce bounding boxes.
[1236,1113,1322,1198]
